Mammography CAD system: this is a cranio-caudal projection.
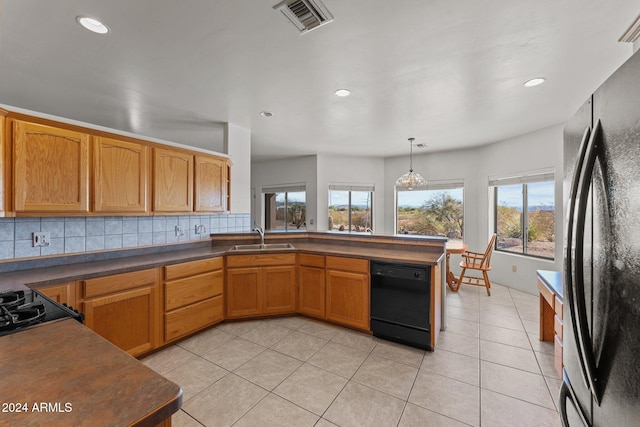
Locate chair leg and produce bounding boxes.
[457,267,467,292]
[482,271,491,296]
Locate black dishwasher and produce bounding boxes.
[370,261,431,350]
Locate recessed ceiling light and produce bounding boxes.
[334,89,351,97]
[524,78,546,87]
[76,16,110,34]
[259,111,274,117]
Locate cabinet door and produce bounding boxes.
[94,136,149,213]
[326,269,369,330]
[0,111,6,216]
[226,267,262,318]
[263,265,297,315]
[12,120,89,213]
[153,147,193,212]
[298,266,325,318]
[83,286,158,357]
[194,155,226,212]
[38,281,77,308]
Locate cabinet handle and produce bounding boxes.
[565,126,592,394]
[572,119,602,404]
[559,369,591,427]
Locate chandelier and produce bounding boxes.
[395,138,426,190]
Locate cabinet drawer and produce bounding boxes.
[554,314,563,340]
[165,295,223,341]
[326,256,369,274]
[298,253,325,268]
[227,253,296,268]
[165,270,223,311]
[554,296,563,319]
[165,257,223,281]
[554,334,563,375]
[83,268,157,298]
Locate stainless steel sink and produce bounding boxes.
[230,243,295,251]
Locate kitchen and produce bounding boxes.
[1,1,639,426]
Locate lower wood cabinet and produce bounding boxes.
[226,253,296,318]
[298,253,326,318]
[81,269,159,357]
[325,256,370,330]
[37,281,77,308]
[163,257,224,343]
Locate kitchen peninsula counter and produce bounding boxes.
[1,232,446,292]
[0,318,182,427]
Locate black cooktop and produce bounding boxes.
[0,288,83,337]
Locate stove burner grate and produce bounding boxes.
[0,303,46,332]
[0,290,26,311]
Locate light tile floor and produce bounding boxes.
[142,283,562,427]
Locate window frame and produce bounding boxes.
[328,184,374,233]
[394,179,464,238]
[262,184,306,232]
[491,172,555,260]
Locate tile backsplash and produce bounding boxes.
[0,214,251,260]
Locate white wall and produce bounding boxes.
[384,124,564,293]
[250,124,564,294]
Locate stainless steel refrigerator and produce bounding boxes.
[561,48,640,426]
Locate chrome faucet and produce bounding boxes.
[253,223,265,248]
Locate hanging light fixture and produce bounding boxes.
[395,137,426,190]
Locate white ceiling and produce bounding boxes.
[0,1,637,161]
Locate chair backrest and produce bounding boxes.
[482,234,497,268]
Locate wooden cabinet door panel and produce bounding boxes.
[37,282,77,308]
[94,136,149,213]
[12,120,89,213]
[263,266,297,314]
[165,295,223,341]
[298,266,325,317]
[83,286,157,356]
[226,268,262,318]
[165,270,222,311]
[153,148,193,212]
[326,269,369,330]
[194,155,226,212]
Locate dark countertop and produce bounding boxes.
[0,318,182,427]
[1,236,445,293]
[536,269,563,301]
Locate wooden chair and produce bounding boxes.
[457,234,497,296]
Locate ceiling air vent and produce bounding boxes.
[273,0,334,34]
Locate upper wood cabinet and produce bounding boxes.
[93,136,150,214]
[12,120,90,213]
[0,110,6,216]
[194,155,227,212]
[153,147,194,213]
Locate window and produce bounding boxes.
[491,172,555,259]
[328,184,373,233]
[396,180,464,241]
[263,184,306,231]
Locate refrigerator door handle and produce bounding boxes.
[573,118,602,404]
[565,126,592,392]
[560,369,591,427]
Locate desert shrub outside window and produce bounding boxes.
[328,184,373,233]
[263,184,306,231]
[491,172,555,260]
[396,179,464,242]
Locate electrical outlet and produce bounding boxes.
[175,226,184,237]
[512,265,517,272]
[195,224,206,234]
[33,232,50,247]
